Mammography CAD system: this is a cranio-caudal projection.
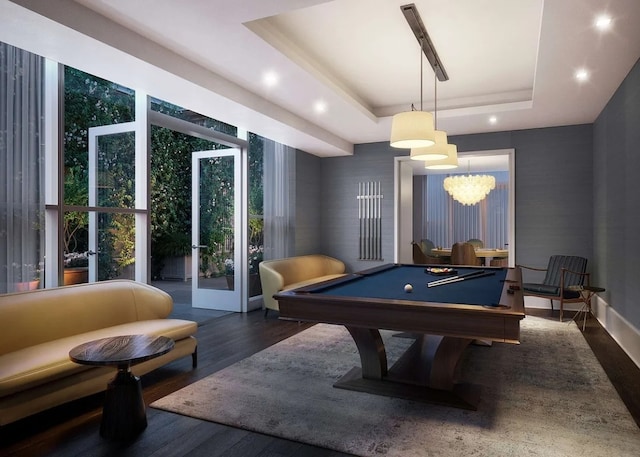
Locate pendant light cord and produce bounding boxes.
[420,38,424,111]
[434,64,438,129]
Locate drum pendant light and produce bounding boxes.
[390,37,435,149]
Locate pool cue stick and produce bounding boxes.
[427,269,486,287]
[358,182,363,259]
[428,271,496,288]
[375,181,380,260]
[370,181,374,259]
[373,182,377,260]
[378,181,382,260]
[366,181,370,259]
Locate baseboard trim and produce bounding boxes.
[592,296,640,370]
[525,296,640,370]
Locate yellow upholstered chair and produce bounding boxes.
[259,255,347,316]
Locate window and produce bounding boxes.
[422,172,509,249]
[0,42,45,294]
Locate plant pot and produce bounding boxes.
[225,273,262,296]
[14,280,40,292]
[249,273,262,297]
[64,267,89,285]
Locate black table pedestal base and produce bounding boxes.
[100,368,147,441]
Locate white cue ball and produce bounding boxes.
[404,284,413,293]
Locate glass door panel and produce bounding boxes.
[87,123,137,283]
[90,211,136,281]
[62,209,135,284]
[93,131,136,208]
[63,210,89,285]
[192,149,242,311]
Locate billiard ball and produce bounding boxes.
[404,284,413,293]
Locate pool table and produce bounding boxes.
[274,263,524,410]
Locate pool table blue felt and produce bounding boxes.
[310,264,508,307]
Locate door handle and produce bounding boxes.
[192,245,208,249]
[87,250,98,256]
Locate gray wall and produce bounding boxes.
[450,125,594,273]
[319,125,593,279]
[294,149,323,255]
[593,57,640,330]
[412,176,424,243]
[319,142,399,273]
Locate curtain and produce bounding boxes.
[263,139,295,260]
[422,171,508,249]
[0,42,45,293]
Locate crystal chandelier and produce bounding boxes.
[443,174,496,205]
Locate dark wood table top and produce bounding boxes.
[568,285,606,293]
[69,334,175,368]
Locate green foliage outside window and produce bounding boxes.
[64,68,264,282]
[64,68,135,279]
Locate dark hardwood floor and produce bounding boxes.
[1,308,638,457]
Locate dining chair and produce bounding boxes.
[412,241,442,264]
[518,255,589,321]
[466,238,484,249]
[419,239,435,256]
[450,242,482,266]
[489,257,509,267]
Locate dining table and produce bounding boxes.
[430,248,509,266]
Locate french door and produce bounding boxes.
[86,122,139,283]
[191,149,246,311]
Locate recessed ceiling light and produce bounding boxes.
[262,70,279,88]
[313,100,327,114]
[575,68,589,82]
[489,116,497,125]
[594,14,612,31]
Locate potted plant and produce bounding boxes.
[63,251,89,285]
[224,257,235,290]
[248,244,263,296]
[9,262,41,291]
[224,246,263,296]
[62,166,90,285]
[248,244,263,275]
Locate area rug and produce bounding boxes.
[151,317,640,456]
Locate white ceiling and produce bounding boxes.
[2,0,640,158]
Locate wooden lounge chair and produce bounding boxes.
[518,255,589,321]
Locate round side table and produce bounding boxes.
[69,334,174,441]
[567,285,605,331]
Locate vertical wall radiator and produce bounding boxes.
[357,181,383,261]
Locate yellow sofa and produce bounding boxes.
[0,280,197,426]
[259,254,347,315]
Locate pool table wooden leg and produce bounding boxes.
[383,334,472,390]
[336,330,479,410]
[422,335,473,390]
[345,326,388,379]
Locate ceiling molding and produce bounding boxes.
[245,18,379,123]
